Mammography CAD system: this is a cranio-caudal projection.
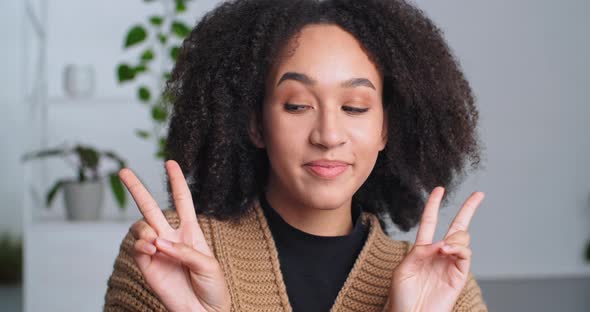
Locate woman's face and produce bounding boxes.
[252,24,387,211]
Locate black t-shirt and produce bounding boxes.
[260,194,369,312]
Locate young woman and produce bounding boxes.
[104,0,487,311]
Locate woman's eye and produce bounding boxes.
[284,103,368,114]
[284,103,308,113]
[342,106,369,114]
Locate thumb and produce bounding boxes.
[155,238,216,275]
[394,241,446,279]
[408,241,446,260]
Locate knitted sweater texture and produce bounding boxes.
[104,199,488,311]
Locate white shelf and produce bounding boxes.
[29,219,134,232]
[45,96,136,106]
[30,216,138,228]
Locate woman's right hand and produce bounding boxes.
[119,160,230,312]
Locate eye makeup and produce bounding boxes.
[283,103,369,114]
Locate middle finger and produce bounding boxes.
[415,186,445,246]
[166,160,198,227]
[444,191,485,239]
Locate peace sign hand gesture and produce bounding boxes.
[388,187,485,312]
[119,160,230,312]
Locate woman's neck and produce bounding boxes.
[264,186,353,237]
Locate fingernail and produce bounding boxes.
[156,238,173,249]
[144,243,156,254]
[442,245,453,252]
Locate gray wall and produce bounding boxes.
[392,0,590,279]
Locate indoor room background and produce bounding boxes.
[0,0,589,311]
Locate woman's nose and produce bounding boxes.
[309,108,347,149]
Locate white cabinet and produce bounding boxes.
[24,222,130,312]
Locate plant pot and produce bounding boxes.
[63,179,104,221]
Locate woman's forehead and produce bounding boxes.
[267,24,383,92]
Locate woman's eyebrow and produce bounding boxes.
[276,72,376,90]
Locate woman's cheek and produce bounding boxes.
[266,115,307,161]
[350,119,383,148]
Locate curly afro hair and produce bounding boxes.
[164,0,483,232]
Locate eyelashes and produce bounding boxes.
[343,106,370,114]
[284,103,307,113]
[285,103,305,112]
[284,103,369,114]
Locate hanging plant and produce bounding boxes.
[116,0,193,159]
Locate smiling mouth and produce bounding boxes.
[304,164,349,179]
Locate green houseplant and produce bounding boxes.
[0,233,22,285]
[116,0,193,159]
[22,143,127,220]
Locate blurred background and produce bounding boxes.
[0,0,588,311]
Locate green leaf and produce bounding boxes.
[45,180,65,208]
[163,72,172,81]
[149,16,163,26]
[124,25,147,48]
[151,105,168,122]
[171,21,190,38]
[586,240,590,262]
[138,86,151,102]
[135,129,151,139]
[175,0,187,13]
[75,145,100,171]
[158,33,167,44]
[155,149,166,159]
[170,46,180,61]
[140,49,154,62]
[109,172,127,210]
[117,64,135,82]
[155,137,168,159]
[0,234,22,283]
[135,65,147,74]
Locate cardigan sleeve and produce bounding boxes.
[452,271,488,312]
[379,268,488,312]
[103,229,168,312]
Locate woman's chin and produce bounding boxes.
[302,188,352,211]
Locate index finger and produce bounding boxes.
[444,191,485,239]
[119,168,170,234]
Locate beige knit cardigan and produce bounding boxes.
[104,198,488,311]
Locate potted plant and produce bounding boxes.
[21,143,127,221]
[0,233,22,285]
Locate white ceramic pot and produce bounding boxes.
[62,179,104,221]
[63,64,95,98]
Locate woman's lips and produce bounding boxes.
[304,161,350,179]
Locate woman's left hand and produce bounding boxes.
[388,186,485,312]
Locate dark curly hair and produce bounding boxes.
[164,0,483,232]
